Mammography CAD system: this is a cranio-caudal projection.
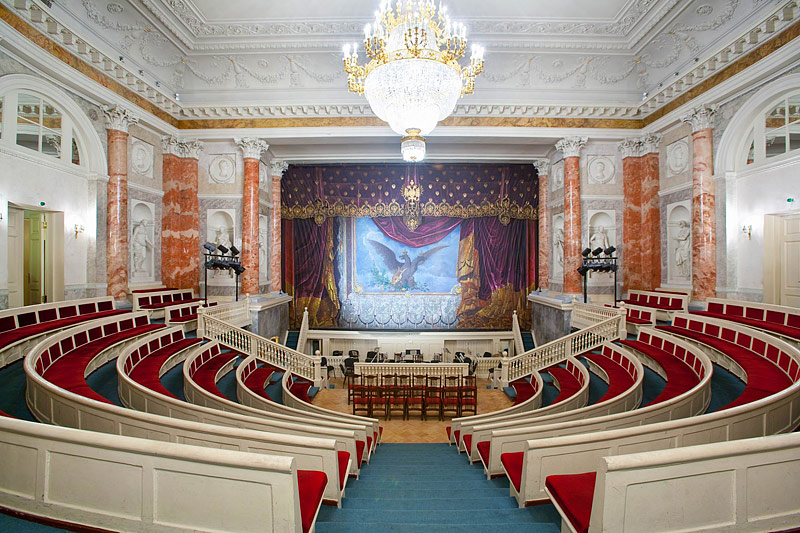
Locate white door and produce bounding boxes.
[27,213,43,305]
[7,208,23,308]
[781,214,800,307]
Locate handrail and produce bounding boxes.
[296,306,310,354]
[512,310,524,356]
[196,298,250,338]
[500,304,625,386]
[570,302,626,330]
[199,312,322,385]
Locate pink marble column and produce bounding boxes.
[102,106,138,302]
[533,159,550,289]
[618,138,643,293]
[270,160,289,293]
[556,137,586,295]
[160,137,182,290]
[640,134,662,291]
[236,138,269,296]
[180,142,202,293]
[682,106,718,301]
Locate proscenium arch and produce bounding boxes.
[715,72,800,175]
[0,73,108,177]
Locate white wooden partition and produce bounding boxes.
[588,432,800,532]
[0,418,303,532]
[354,362,469,380]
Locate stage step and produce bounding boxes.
[521,331,535,352]
[285,330,300,350]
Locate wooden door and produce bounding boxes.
[7,208,23,308]
[781,214,800,306]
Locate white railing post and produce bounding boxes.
[296,307,310,354]
[500,361,509,388]
[512,310,524,356]
[196,306,206,339]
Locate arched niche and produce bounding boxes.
[206,209,236,285]
[130,201,155,282]
[587,210,615,252]
[552,214,565,278]
[666,202,692,285]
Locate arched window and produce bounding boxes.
[0,88,83,167]
[741,89,800,167]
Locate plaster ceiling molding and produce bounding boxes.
[131,138,154,178]
[587,156,617,184]
[666,138,691,177]
[208,153,237,184]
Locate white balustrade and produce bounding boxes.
[354,362,469,381]
[296,306,310,354]
[512,310,525,356]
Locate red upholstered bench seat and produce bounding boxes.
[169,313,198,323]
[621,297,682,310]
[445,425,452,440]
[355,440,366,468]
[547,366,582,405]
[297,470,328,533]
[242,365,278,401]
[581,351,635,404]
[463,434,473,455]
[128,338,203,398]
[337,451,350,490]
[657,325,793,409]
[693,310,800,341]
[501,451,524,492]
[626,315,651,325]
[0,309,128,351]
[546,471,597,533]
[476,440,491,468]
[140,298,202,310]
[291,379,314,403]
[511,378,536,405]
[618,339,700,405]
[191,352,239,399]
[43,323,164,404]
[0,410,14,418]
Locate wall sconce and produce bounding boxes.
[742,225,752,240]
[74,224,85,239]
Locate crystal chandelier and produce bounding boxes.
[343,0,485,162]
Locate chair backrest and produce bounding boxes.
[348,349,359,358]
[332,350,343,357]
[321,356,327,366]
[344,357,355,369]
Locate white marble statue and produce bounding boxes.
[590,225,611,251]
[131,219,153,275]
[214,226,233,278]
[674,220,691,278]
[554,228,565,268]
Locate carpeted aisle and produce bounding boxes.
[315,443,562,532]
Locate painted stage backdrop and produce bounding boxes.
[281,163,539,330]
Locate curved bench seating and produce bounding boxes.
[693,298,800,347]
[455,359,588,459]
[510,378,536,405]
[658,314,795,409]
[164,300,217,332]
[580,350,638,405]
[471,344,644,477]
[547,363,587,406]
[181,342,365,489]
[499,319,800,509]
[26,326,347,509]
[187,348,240,400]
[297,470,328,533]
[619,290,688,321]
[0,416,317,532]
[288,374,316,404]
[0,297,125,366]
[37,313,163,404]
[241,364,279,401]
[605,303,656,335]
[133,289,201,319]
[545,431,800,532]
[125,331,203,399]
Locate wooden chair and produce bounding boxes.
[460,375,478,417]
[369,386,389,418]
[442,375,461,418]
[352,384,370,416]
[387,385,407,420]
[345,372,361,405]
[407,384,426,419]
[424,376,443,421]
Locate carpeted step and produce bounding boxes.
[344,486,511,499]
[315,522,560,533]
[341,496,521,511]
[317,508,561,525]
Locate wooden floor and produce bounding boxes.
[313,377,514,443]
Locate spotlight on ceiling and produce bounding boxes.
[229,245,240,257]
[203,242,216,253]
[581,248,592,257]
[217,244,229,255]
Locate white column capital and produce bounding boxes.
[160,136,202,158]
[161,135,182,157]
[617,137,643,159]
[102,105,139,133]
[640,133,663,155]
[181,139,203,160]
[270,159,289,177]
[532,159,551,175]
[555,137,587,158]
[681,104,718,132]
[236,137,270,160]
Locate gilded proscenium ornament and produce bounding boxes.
[402,180,423,230]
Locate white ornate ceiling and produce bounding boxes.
[39,0,783,120]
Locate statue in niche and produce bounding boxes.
[674,220,691,278]
[259,227,268,279]
[590,226,611,251]
[131,219,153,275]
[554,228,564,269]
[214,226,234,278]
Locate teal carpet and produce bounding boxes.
[581,359,609,405]
[159,362,187,401]
[85,359,122,406]
[214,355,242,402]
[706,363,746,412]
[639,366,666,406]
[315,443,562,532]
[0,359,37,421]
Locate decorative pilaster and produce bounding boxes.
[640,134,662,290]
[270,159,289,293]
[618,137,643,293]
[555,137,586,294]
[533,159,550,289]
[236,138,269,295]
[161,136,202,292]
[682,105,717,301]
[102,105,138,301]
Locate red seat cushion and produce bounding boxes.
[581,352,636,404]
[355,440,365,468]
[297,470,327,533]
[191,352,239,399]
[169,313,198,323]
[0,409,14,418]
[501,451,524,492]
[692,311,800,340]
[291,379,314,403]
[546,472,597,533]
[128,338,203,398]
[511,379,536,405]
[337,451,350,490]
[0,309,128,351]
[547,367,582,405]
[619,339,700,405]
[445,426,451,440]
[242,366,277,401]
[626,316,650,325]
[476,441,490,467]
[140,298,202,310]
[463,434,473,454]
